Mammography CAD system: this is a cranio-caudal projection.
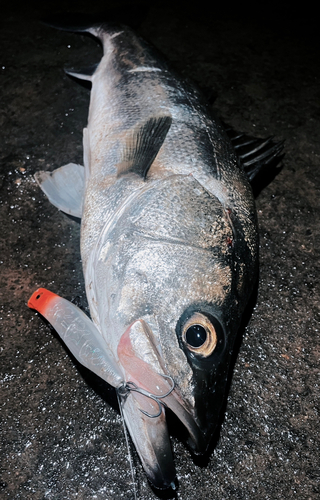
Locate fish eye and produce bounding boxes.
[182,312,218,357]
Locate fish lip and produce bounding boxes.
[117,318,214,487]
[118,386,176,490]
[162,386,209,453]
[118,379,209,490]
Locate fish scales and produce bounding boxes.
[29,22,260,491]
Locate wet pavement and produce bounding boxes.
[1,2,319,499]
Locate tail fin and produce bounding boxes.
[42,4,148,35]
[42,14,111,40]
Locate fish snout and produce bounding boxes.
[117,319,177,489]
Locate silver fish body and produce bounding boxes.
[32,24,258,490]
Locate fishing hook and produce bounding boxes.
[117,374,175,418]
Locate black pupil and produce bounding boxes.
[185,324,207,348]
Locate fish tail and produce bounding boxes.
[41,5,147,36]
[42,14,114,39]
[42,15,122,82]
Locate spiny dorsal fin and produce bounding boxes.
[224,123,284,195]
[225,124,284,182]
[117,115,172,179]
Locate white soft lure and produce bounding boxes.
[28,22,264,490]
[28,288,122,387]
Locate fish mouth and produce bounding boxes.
[117,319,208,489]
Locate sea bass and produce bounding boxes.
[28,23,281,490]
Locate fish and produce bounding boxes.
[28,22,283,491]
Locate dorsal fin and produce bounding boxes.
[224,123,284,195]
[117,115,172,179]
[225,125,284,181]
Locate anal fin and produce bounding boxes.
[35,163,85,218]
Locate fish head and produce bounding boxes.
[92,174,258,488]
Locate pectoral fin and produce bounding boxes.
[28,288,123,388]
[34,163,85,218]
[117,115,172,179]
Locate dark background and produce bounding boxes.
[1,1,319,499]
